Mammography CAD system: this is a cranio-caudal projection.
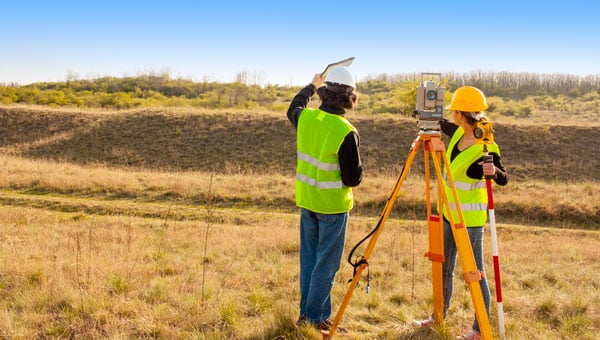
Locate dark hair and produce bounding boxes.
[459,111,478,126]
[317,85,359,110]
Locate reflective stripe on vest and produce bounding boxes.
[442,173,487,191]
[448,202,488,212]
[295,174,343,189]
[295,108,357,214]
[297,151,341,171]
[442,126,500,226]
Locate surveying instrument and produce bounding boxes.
[322,73,493,339]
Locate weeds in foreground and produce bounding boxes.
[201,173,214,306]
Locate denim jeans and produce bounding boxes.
[299,208,348,324]
[442,219,490,332]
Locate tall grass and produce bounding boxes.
[201,174,214,306]
[0,155,597,338]
[0,202,598,338]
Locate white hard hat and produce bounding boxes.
[325,66,356,89]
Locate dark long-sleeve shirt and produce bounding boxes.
[440,119,508,185]
[287,84,363,187]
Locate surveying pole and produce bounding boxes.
[476,117,505,338]
[321,130,493,340]
[483,144,505,338]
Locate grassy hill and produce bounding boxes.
[0,105,598,229]
[1,105,598,182]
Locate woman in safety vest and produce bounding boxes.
[413,86,508,340]
[286,66,363,332]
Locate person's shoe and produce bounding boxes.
[412,316,434,328]
[456,330,482,339]
[318,319,348,333]
[296,316,307,326]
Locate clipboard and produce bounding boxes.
[320,57,355,77]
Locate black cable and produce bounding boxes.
[346,159,410,273]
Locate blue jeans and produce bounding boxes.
[442,219,490,332]
[299,208,348,324]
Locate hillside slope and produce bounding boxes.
[1,106,598,182]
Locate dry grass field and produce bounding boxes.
[0,105,598,339]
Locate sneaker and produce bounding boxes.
[457,330,481,340]
[412,316,434,328]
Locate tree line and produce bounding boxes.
[1,71,599,117]
[367,71,600,98]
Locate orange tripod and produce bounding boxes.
[322,131,493,339]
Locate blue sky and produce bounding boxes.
[2,1,599,86]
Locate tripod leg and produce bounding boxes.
[322,136,423,339]
[427,214,445,324]
[424,140,445,324]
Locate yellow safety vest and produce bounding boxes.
[442,126,500,226]
[295,108,357,214]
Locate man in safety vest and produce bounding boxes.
[286,66,363,332]
[413,86,509,340]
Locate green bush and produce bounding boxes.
[0,87,18,104]
[17,87,41,104]
[41,90,69,107]
[1,72,598,112]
